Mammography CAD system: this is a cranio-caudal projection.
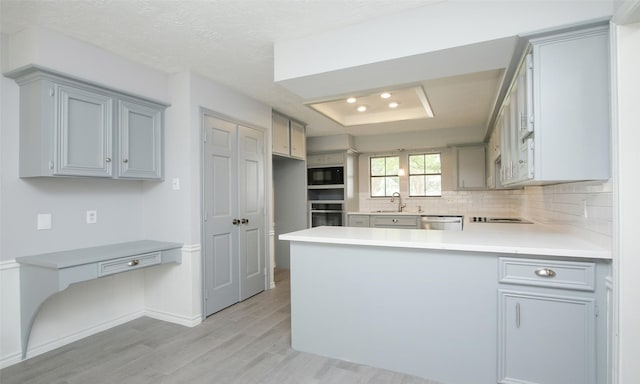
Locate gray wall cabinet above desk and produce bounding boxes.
[5,66,167,180]
[15,240,183,359]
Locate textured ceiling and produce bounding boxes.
[1,0,506,141]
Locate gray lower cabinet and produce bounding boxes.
[371,215,419,228]
[498,290,595,384]
[348,214,370,227]
[497,257,606,384]
[347,214,419,229]
[7,66,166,180]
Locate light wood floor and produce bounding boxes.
[0,269,441,384]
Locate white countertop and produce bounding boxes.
[279,223,611,260]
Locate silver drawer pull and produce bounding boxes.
[128,259,140,267]
[534,268,556,278]
[392,219,398,223]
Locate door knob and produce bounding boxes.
[232,219,240,225]
[241,218,249,224]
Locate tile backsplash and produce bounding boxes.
[359,190,522,217]
[521,180,613,249]
[357,180,612,249]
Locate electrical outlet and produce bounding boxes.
[86,210,97,224]
[172,178,180,190]
[37,213,52,230]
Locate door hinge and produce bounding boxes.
[595,304,599,317]
[205,289,208,300]
[204,211,208,222]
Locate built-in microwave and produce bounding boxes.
[307,166,344,185]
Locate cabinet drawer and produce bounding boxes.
[499,257,595,291]
[98,251,161,277]
[348,215,370,227]
[372,216,419,228]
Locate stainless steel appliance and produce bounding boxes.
[470,216,533,224]
[309,202,344,227]
[307,166,344,186]
[420,215,464,231]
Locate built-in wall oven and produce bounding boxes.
[309,202,344,227]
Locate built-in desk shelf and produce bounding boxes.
[15,240,183,358]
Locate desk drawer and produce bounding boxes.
[98,251,161,277]
[499,257,595,291]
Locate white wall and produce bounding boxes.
[614,19,640,384]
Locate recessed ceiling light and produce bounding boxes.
[346,97,357,103]
[389,102,399,108]
[357,105,367,112]
[380,92,391,99]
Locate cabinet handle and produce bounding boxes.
[516,303,521,328]
[105,158,112,163]
[241,218,249,224]
[534,268,556,278]
[127,259,140,266]
[392,218,398,223]
[123,159,128,163]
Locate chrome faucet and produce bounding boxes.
[390,192,406,212]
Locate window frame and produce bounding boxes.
[369,155,400,197]
[408,152,442,197]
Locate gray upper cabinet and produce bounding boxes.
[56,84,114,177]
[117,99,163,179]
[495,25,610,186]
[272,112,290,157]
[289,120,306,159]
[272,111,306,160]
[6,66,167,180]
[457,145,486,190]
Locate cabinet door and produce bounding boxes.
[56,85,113,177]
[272,113,290,156]
[457,146,486,189]
[498,290,596,384]
[289,120,306,159]
[348,215,370,227]
[500,103,512,183]
[117,100,162,179]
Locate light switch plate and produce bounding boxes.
[37,213,52,230]
[86,210,97,224]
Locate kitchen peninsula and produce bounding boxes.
[280,223,611,384]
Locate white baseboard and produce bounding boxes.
[145,308,202,327]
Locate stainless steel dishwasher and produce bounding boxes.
[420,215,464,231]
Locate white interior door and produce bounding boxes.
[203,115,239,316]
[238,125,265,300]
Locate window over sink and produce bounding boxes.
[409,153,442,196]
[370,155,399,197]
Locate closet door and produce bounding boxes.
[238,125,266,300]
[203,115,266,316]
[203,115,239,315]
